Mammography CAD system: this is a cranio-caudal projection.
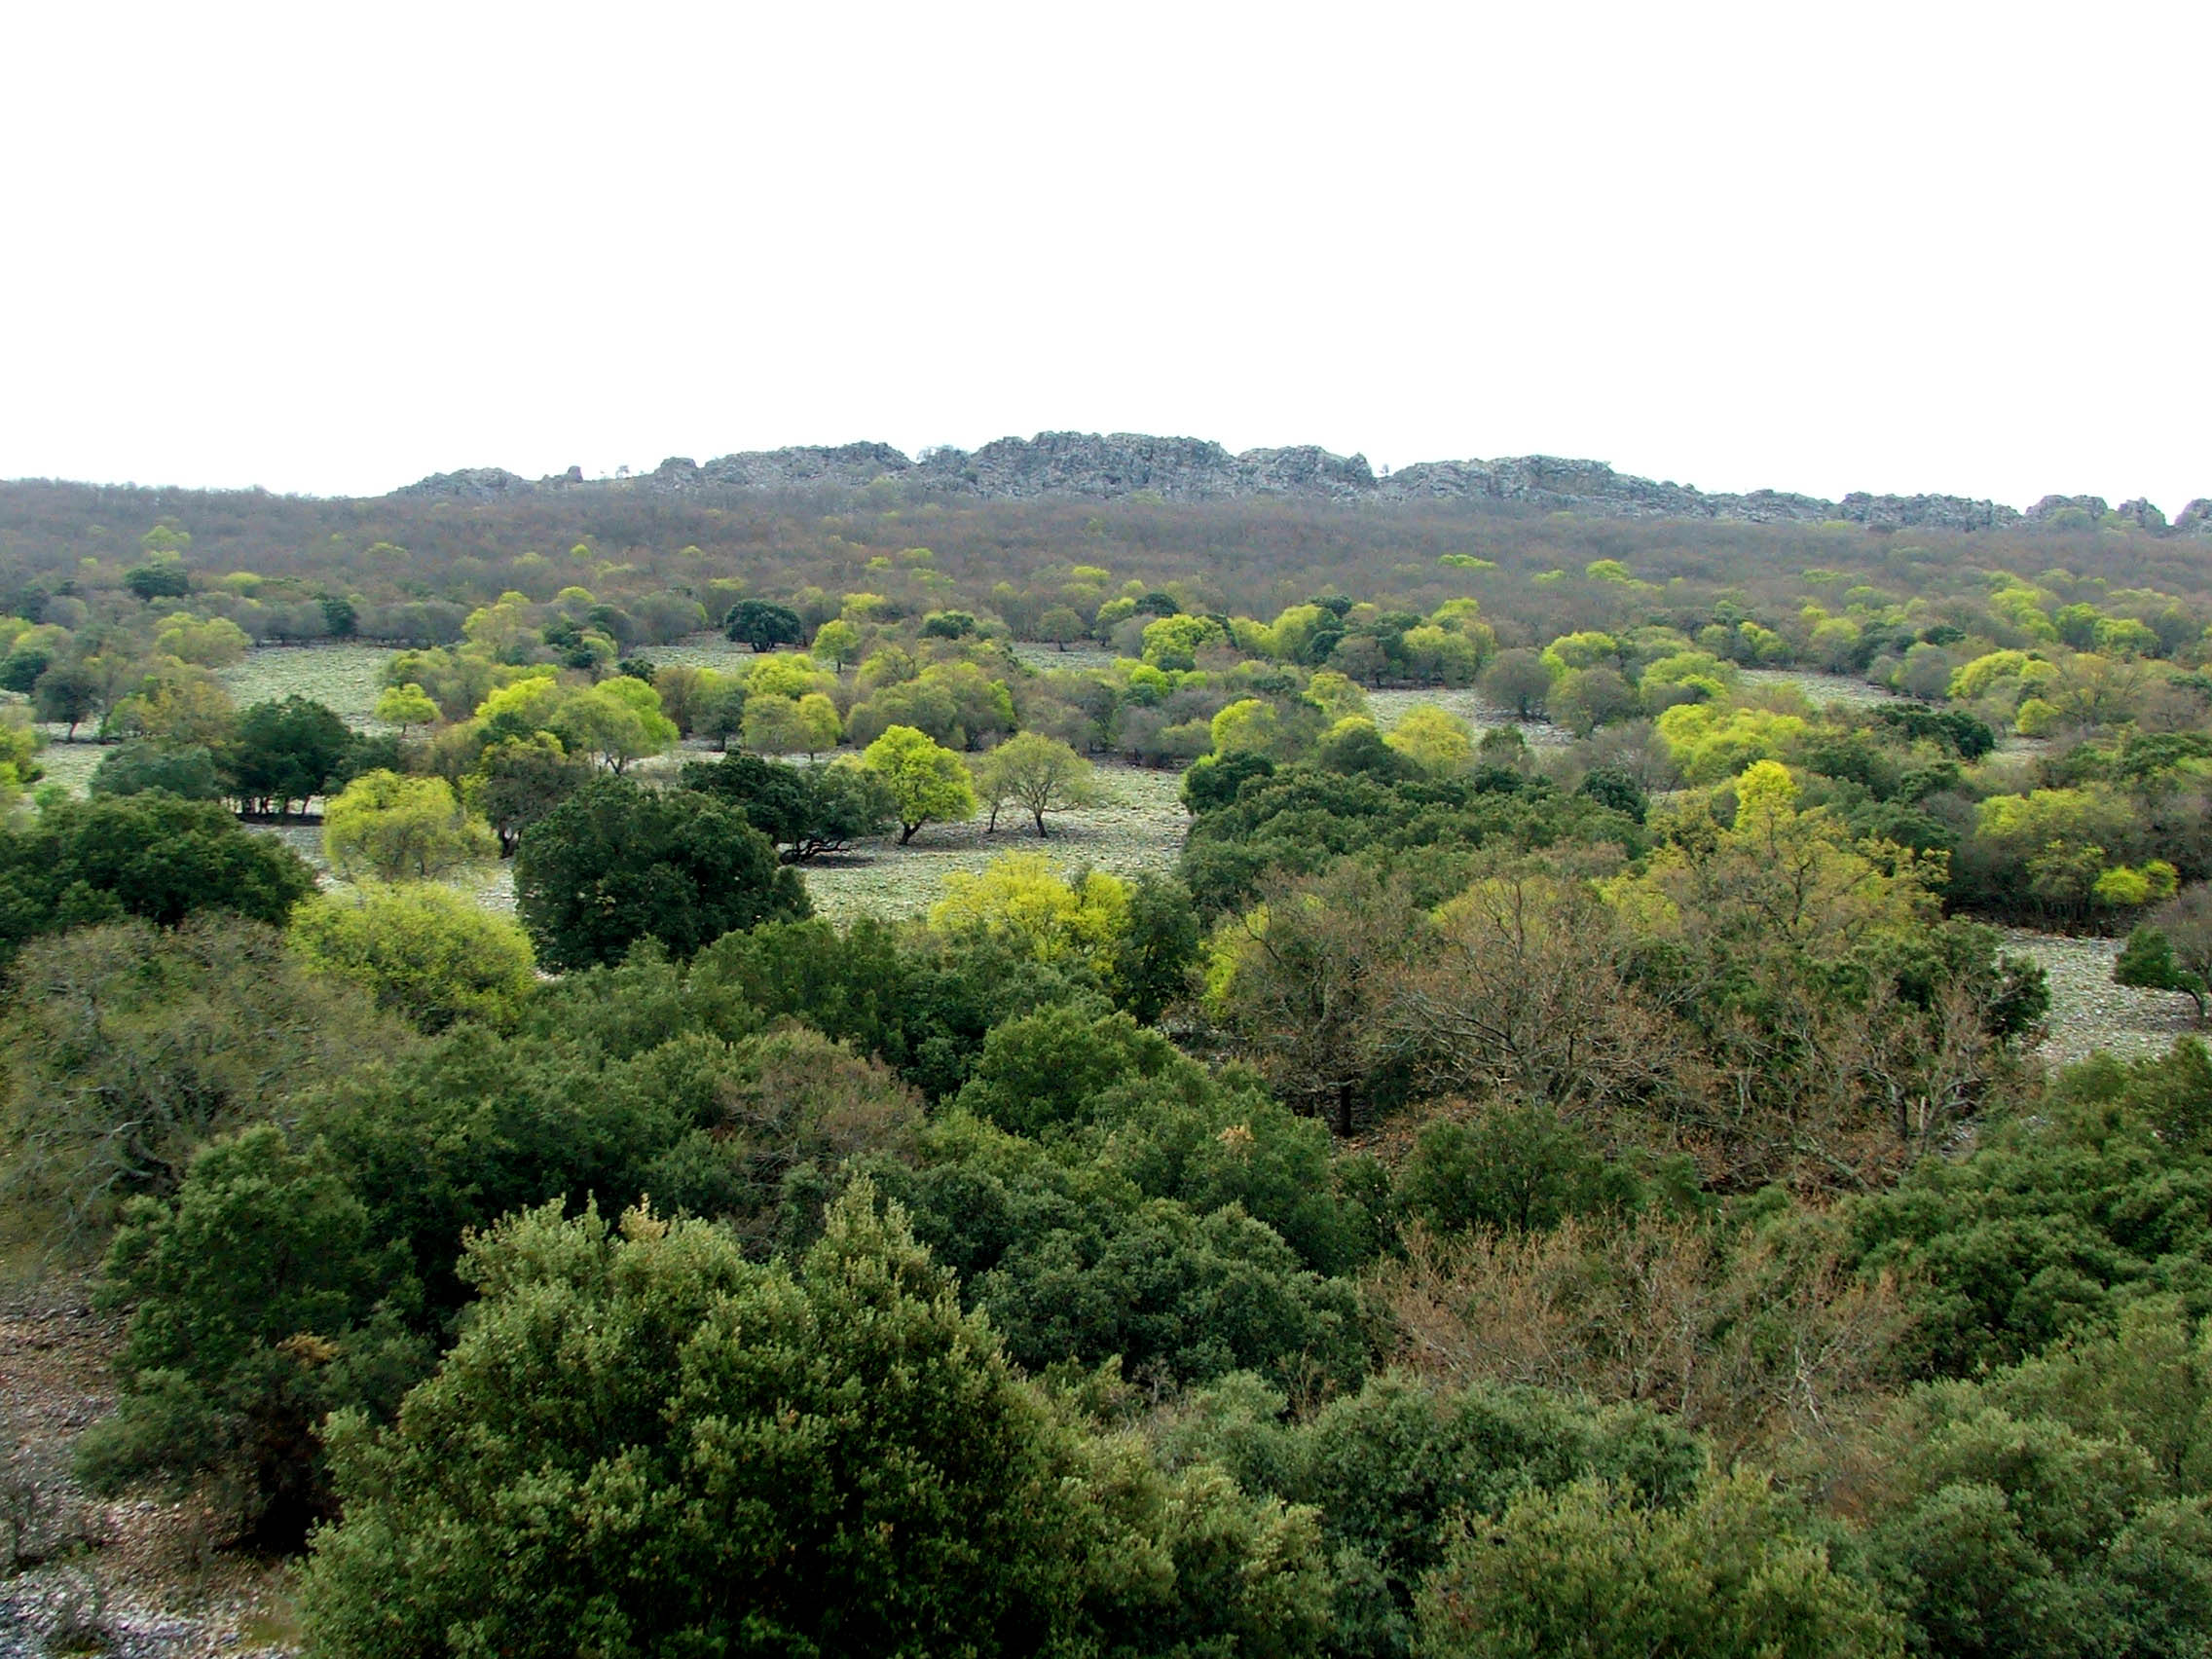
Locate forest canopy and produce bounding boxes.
[10,474,2212,1655]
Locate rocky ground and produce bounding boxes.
[2003,927,2200,1070]
[0,1280,294,1659]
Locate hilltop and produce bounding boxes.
[393,429,2212,536]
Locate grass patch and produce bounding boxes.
[799,761,1189,924]
[1364,688,1572,749]
[1737,668,1898,709]
[218,643,397,727]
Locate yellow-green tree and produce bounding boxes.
[323,771,498,882]
[1385,705,1475,775]
[743,690,840,758]
[374,682,439,737]
[861,724,976,844]
[548,679,679,775]
[930,852,1130,971]
[1211,698,1282,759]
[290,884,535,1032]
[154,613,252,668]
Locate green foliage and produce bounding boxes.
[1400,1106,1646,1235]
[290,884,536,1033]
[1161,1371,1706,1653]
[514,776,809,970]
[862,722,977,843]
[1417,1473,1900,1659]
[1181,761,1641,914]
[224,694,353,817]
[1863,1329,2212,1659]
[461,730,592,855]
[88,740,222,800]
[0,792,314,964]
[31,659,104,735]
[301,1186,1333,1659]
[929,854,1129,975]
[371,680,436,733]
[1849,1044,2212,1374]
[78,1127,430,1547]
[693,917,1088,1099]
[124,561,192,603]
[722,597,805,650]
[869,1113,1369,1392]
[1107,873,1203,1023]
[681,753,898,861]
[322,769,497,882]
[1180,750,1274,815]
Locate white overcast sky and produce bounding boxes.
[4,2,2206,510]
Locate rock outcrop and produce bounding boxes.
[387,433,2200,535]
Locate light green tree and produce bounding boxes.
[862,723,977,844]
[323,771,498,882]
[1304,670,1369,724]
[742,690,841,758]
[1038,605,1088,650]
[811,617,863,670]
[1417,1473,1900,1659]
[1385,705,1475,775]
[154,613,251,668]
[290,884,535,1032]
[548,678,678,775]
[971,731,1102,837]
[373,682,438,737]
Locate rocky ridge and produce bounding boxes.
[392,431,2212,535]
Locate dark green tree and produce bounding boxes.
[223,695,352,817]
[722,599,805,651]
[124,562,192,603]
[317,594,359,638]
[30,660,103,739]
[1418,1474,1899,1659]
[299,1187,1305,1658]
[0,794,314,964]
[513,776,809,970]
[681,756,898,862]
[89,741,224,801]
[0,645,50,693]
[78,1126,429,1548]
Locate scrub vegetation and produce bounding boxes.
[10,479,2212,1653]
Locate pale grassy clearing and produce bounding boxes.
[798,761,1188,924]
[217,643,397,726]
[1010,643,1121,675]
[1736,667,1899,709]
[1364,688,1572,749]
[634,634,765,674]
[18,735,105,797]
[2004,927,2199,1070]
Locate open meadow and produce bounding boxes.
[9,644,2165,1058]
[796,760,1187,923]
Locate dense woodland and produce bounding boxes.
[9,474,2212,1655]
